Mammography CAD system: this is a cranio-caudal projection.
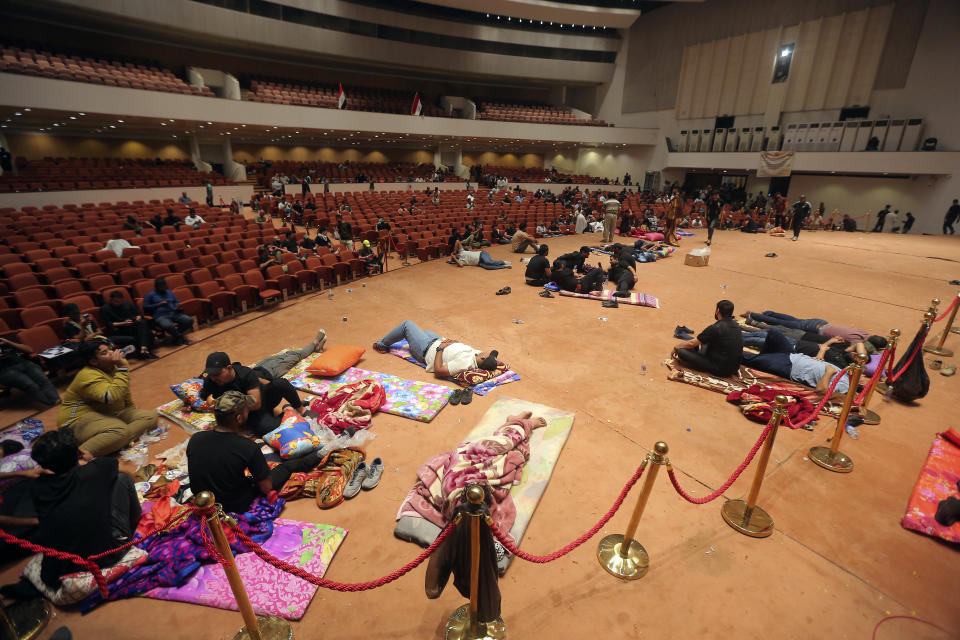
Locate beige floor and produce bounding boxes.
[2,227,959,640]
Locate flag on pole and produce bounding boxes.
[337,84,346,109]
[411,92,422,116]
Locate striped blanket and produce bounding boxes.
[559,289,660,308]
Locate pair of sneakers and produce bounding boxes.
[674,325,695,340]
[343,457,383,499]
[449,388,473,405]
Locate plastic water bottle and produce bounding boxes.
[512,318,524,324]
[721,284,728,291]
[882,385,893,402]
[641,360,647,375]
[845,423,859,440]
[346,288,353,293]
[328,291,334,299]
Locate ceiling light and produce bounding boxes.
[78,112,85,116]
[109,125,115,128]
[199,125,204,128]
[53,123,59,127]
[69,116,76,120]
[207,121,212,125]
[23,108,30,112]
[241,124,245,127]
[14,112,22,116]
[117,119,124,123]
[161,122,167,126]
[169,119,175,122]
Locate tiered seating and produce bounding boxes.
[477,101,609,126]
[0,43,213,96]
[480,165,593,185]
[247,80,451,117]
[246,161,463,187]
[0,157,231,193]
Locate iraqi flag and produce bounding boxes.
[337,84,346,109]
[411,93,422,116]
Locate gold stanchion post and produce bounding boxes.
[721,395,786,537]
[809,354,868,473]
[445,485,505,640]
[596,442,667,580]
[193,492,293,640]
[924,293,959,357]
[857,328,899,425]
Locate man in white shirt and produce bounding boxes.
[372,320,499,378]
[184,210,205,227]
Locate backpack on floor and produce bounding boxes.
[891,327,930,402]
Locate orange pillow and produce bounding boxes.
[305,345,365,376]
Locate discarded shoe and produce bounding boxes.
[460,388,474,405]
[941,365,957,377]
[449,389,463,405]
[495,286,512,296]
[539,290,554,298]
[601,299,619,308]
[343,462,369,499]
[362,458,383,490]
[765,252,778,257]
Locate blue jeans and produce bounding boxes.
[741,352,792,379]
[375,320,439,363]
[154,312,194,341]
[742,330,797,351]
[478,251,509,270]
[747,311,826,333]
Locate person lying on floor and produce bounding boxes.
[742,311,875,343]
[524,244,551,286]
[450,239,512,270]
[672,300,743,377]
[607,244,637,298]
[187,391,325,514]
[552,259,606,293]
[58,339,158,457]
[200,329,326,436]
[742,325,887,362]
[29,429,141,591]
[740,333,854,397]
[372,320,499,378]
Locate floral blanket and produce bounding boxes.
[387,340,521,395]
[156,398,218,433]
[559,289,660,308]
[284,357,454,422]
[147,518,347,620]
[902,431,960,544]
[0,419,43,490]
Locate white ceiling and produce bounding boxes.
[414,0,647,28]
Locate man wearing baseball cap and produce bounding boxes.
[186,391,325,513]
[199,329,326,435]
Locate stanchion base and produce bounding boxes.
[809,446,854,473]
[857,407,881,425]
[444,604,506,640]
[0,598,51,640]
[596,534,649,580]
[233,616,294,640]
[721,500,774,538]
[923,345,954,357]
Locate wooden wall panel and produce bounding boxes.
[804,13,845,110]
[847,4,894,106]
[718,34,745,116]
[690,40,715,118]
[783,18,822,112]
[734,31,764,115]
[824,8,869,108]
[704,37,730,117]
[675,44,698,120]
[751,28,782,115]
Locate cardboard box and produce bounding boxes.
[685,252,709,267]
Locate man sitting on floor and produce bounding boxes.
[524,244,551,286]
[672,300,743,377]
[608,244,637,298]
[57,339,158,457]
[552,259,606,294]
[200,329,326,436]
[29,429,141,591]
[100,290,157,360]
[510,222,538,254]
[743,310,874,343]
[0,337,60,409]
[555,246,592,273]
[372,320,499,378]
[187,391,325,514]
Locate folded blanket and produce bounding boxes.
[559,289,660,308]
[387,340,520,396]
[901,432,960,544]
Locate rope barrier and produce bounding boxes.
[224,520,456,592]
[785,371,845,430]
[886,343,897,379]
[854,347,891,406]
[666,422,772,504]
[932,296,958,323]
[487,461,648,563]
[888,326,929,383]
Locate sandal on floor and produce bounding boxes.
[539,290,554,298]
[941,365,957,377]
[929,359,943,370]
[601,299,619,308]
[496,286,511,296]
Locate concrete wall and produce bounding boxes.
[234,145,435,165]
[461,152,545,168]
[0,184,253,210]
[5,134,190,161]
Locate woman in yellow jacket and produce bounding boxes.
[57,339,158,457]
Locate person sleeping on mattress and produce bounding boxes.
[372,320,499,379]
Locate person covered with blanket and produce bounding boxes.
[187,391,325,514]
[200,329,327,436]
[672,300,743,377]
[372,320,499,379]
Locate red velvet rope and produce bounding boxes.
[885,343,897,379]
[487,462,647,563]
[888,326,930,383]
[784,370,845,430]
[222,520,455,592]
[855,347,891,406]
[933,296,959,322]
[666,421,773,504]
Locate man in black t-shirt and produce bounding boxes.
[199,332,325,435]
[556,246,591,273]
[672,300,743,377]
[100,290,156,359]
[608,244,637,298]
[187,392,324,514]
[0,337,60,407]
[552,260,605,293]
[30,429,140,589]
[335,214,354,250]
[524,245,551,286]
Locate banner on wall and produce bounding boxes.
[757,151,795,177]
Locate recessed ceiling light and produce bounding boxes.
[199,125,204,128]
[14,112,22,116]
[69,116,76,119]
[161,122,166,126]
[78,112,85,116]
[117,120,124,123]
[23,108,30,112]
[53,123,59,127]
[207,122,212,125]
[109,125,115,128]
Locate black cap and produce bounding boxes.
[204,352,231,376]
[478,350,499,371]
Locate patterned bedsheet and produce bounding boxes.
[902,432,960,544]
[559,289,660,308]
[386,340,521,396]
